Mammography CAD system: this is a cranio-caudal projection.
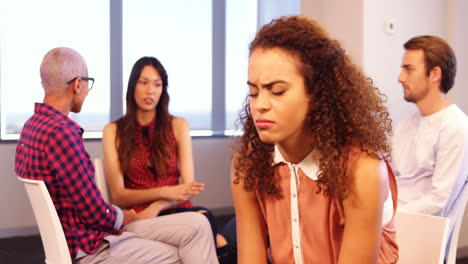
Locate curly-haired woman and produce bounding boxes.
[232,16,398,264]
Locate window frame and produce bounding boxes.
[0,0,300,141]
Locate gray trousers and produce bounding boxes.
[76,212,219,264]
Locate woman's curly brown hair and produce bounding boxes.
[233,16,392,201]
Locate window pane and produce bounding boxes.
[122,0,212,130]
[225,0,257,131]
[0,0,110,140]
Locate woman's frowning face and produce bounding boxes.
[248,47,311,147]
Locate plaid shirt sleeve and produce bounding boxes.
[46,126,120,231]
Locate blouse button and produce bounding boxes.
[106,209,109,213]
[294,244,299,248]
[292,193,297,198]
[292,217,297,222]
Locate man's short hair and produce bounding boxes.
[404,35,457,94]
[40,47,87,93]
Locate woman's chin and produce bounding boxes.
[257,134,277,145]
[137,106,156,113]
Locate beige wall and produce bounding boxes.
[301,0,364,66]
[0,143,34,237]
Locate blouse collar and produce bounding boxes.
[136,114,156,129]
[273,145,319,180]
[135,116,156,145]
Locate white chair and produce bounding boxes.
[445,181,468,264]
[94,158,112,203]
[18,177,72,264]
[395,210,449,264]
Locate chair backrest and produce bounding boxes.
[94,158,112,203]
[445,181,468,264]
[395,210,449,264]
[18,176,72,264]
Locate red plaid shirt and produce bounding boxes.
[15,103,123,259]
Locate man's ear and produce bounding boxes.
[429,66,442,85]
[72,78,82,94]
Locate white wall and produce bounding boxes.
[302,0,468,257]
[0,137,234,237]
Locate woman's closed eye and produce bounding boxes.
[269,83,287,96]
[271,90,285,96]
[248,87,259,97]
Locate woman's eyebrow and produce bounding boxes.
[247,80,285,88]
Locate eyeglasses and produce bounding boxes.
[67,76,95,91]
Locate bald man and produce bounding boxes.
[15,47,218,264]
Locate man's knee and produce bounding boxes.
[178,212,211,236]
[187,211,210,226]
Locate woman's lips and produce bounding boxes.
[255,119,274,129]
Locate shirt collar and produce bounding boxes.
[273,145,319,180]
[35,103,84,135]
[420,104,454,121]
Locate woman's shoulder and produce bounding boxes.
[171,116,190,141]
[347,151,389,198]
[103,122,117,137]
[104,121,117,130]
[350,153,383,175]
[171,116,189,132]
[344,144,383,165]
[346,144,384,176]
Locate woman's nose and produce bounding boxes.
[255,92,270,112]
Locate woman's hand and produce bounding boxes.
[137,200,166,220]
[162,182,205,201]
[122,209,140,226]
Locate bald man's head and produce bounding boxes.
[40,47,88,94]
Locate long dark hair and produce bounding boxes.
[233,16,392,201]
[115,56,171,178]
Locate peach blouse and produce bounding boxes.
[256,146,399,263]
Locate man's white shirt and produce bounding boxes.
[392,104,468,222]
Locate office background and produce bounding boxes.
[1,0,467,257]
